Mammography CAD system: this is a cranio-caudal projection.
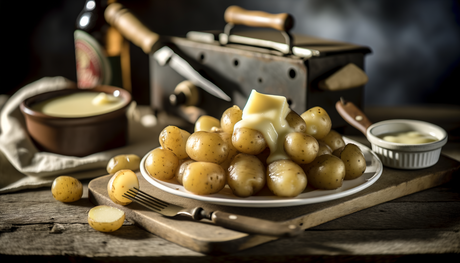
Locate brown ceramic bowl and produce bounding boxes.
[20,85,132,157]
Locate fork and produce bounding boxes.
[123,188,302,237]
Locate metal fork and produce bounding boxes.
[123,187,302,237]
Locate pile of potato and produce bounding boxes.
[144,102,367,198]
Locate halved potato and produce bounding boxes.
[88,205,125,232]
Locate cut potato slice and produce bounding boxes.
[107,169,139,205]
[88,205,125,232]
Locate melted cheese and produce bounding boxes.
[32,92,124,118]
[234,90,294,163]
[381,131,438,144]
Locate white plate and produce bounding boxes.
[140,137,383,207]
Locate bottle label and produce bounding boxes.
[74,30,112,88]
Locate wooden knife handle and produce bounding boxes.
[211,211,302,237]
[224,5,294,32]
[335,99,373,136]
[104,3,159,54]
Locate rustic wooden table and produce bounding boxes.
[1,106,460,262]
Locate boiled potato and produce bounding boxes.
[232,127,267,155]
[145,148,179,180]
[284,132,319,164]
[302,154,345,190]
[286,110,307,133]
[266,159,307,197]
[175,159,195,185]
[159,125,191,159]
[88,205,125,232]
[106,154,141,174]
[228,153,266,197]
[301,106,332,139]
[220,105,242,134]
[194,115,220,132]
[336,143,366,180]
[317,140,333,156]
[182,162,226,195]
[51,176,83,203]
[255,147,271,167]
[186,131,229,164]
[321,129,345,151]
[107,169,139,205]
[218,131,240,171]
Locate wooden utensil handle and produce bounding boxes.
[335,99,373,136]
[104,3,159,54]
[224,5,294,32]
[211,211,302,237]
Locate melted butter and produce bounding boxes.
[32,92,124,118]
[381,131,438,144]
[234,90,294,163]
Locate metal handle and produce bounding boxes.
[335,98,373,136]
[221,6,294,54]
[104,3,159,54]
[211,211,302,237]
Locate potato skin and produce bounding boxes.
[145,148,179,180]
[218,132,240,171]
[285,110,307,133]
[317,140,333,156]
[186,131,229,164]
[107,169,139,205]
[228,153,266,197]
[51,176,83,203]
[301,106,332,139]
[284,132,319,164]
[220,105,242,134]
[266,160,307,197]
[232,127,267,155]
[337,144,366,180]
[182,162,226,195]
[159,126,191,159]
[106,154,141,174]
[302,155,345,190]
[175,159,195,185]
[194,115,220,132]
[321,130,345,151]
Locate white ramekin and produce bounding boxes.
[366,119,448,169]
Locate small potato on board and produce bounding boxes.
[107,169,139,205]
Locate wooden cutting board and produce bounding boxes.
[88,154,460,255]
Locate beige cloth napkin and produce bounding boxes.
[0,77,163,194]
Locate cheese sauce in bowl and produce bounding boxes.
[20,86,132,157]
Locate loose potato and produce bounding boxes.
[321,129,345,151]
[317,140,333,156]
[145,148,179,180]
[337,143,366,180]
[186,131,228,164]
[302,155,345,190]
[107,169,139,205]
[284,132,319,164]
[159,126,191,159]
[266,160,307,197]
[232,127,267,155]
[228,153,266,197]
[51,176,83,203]
[218,132,240,171]
[88,205,125,232]
[175,159,195,185]
[106,154,141,174]
[182,162,226,195]
[220,105,243,134]
[300,106,332,139]
[285,110,307,133]
[194,115,220,132]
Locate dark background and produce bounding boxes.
[1,0,460,107]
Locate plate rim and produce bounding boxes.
[140,137,383,207]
